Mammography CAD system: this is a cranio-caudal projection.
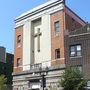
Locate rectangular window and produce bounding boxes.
[87,81,90,87]
[17,58,21,67]
[18,86,24,90]
[71,65,82,72]
[54,21,60,32]
[55,49,60,59]
[17,35,21,45]
[70,46,76,57]
[76,45,81,56]
[70,44,81,57]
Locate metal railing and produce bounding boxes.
[14,59,65,71]
[22,60,51,71]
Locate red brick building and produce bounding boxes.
[13,0,86,90]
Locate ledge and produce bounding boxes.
[12,64,66,76]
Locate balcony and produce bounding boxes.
[13,60,65,75]
[22,60,51,71]
[22,60,65,72]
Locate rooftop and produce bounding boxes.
[15,0,65,23]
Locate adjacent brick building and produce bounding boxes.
[65,24,90,79]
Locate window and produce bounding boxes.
[70,44,81,57]
[54,21,60,32]
[87,81,90,87]
[55,49,60,59]
[71,65,82,72]
[17,86,24,90]
[17,58,21,67]
[17,35,21,45]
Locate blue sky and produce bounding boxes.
[0,0,90,53]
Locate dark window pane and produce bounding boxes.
[17,58,21,67]
[54,21,60,32]
[70,44,81,57]
[55,49,60,59]
[70,46,75,57]
[17,35,21,44]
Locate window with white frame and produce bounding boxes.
[70,44,81,57]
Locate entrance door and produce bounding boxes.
[29,79,40,90]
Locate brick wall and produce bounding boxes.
[65,25,90,79]
[14,26,23,73]
[50,7,85,66]
[50,10,65,65]
[65,13,82,32]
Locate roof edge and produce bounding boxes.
[65,5,86,25]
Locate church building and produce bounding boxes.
[13,0,86,90]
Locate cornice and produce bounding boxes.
[15,0,64,23]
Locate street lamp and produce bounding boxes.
[39,66,48,90]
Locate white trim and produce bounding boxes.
[69,32,90,37]
[15,0,64,22]
[23,21,31,71]
[15,0,63,19]
[15,4,64,31]
[14,66,22,68]
[15,3,64,30]
[70,56,82,59]
[15,21,24,29]
[52,58,65,61]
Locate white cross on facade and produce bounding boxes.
[34,28,42,52]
